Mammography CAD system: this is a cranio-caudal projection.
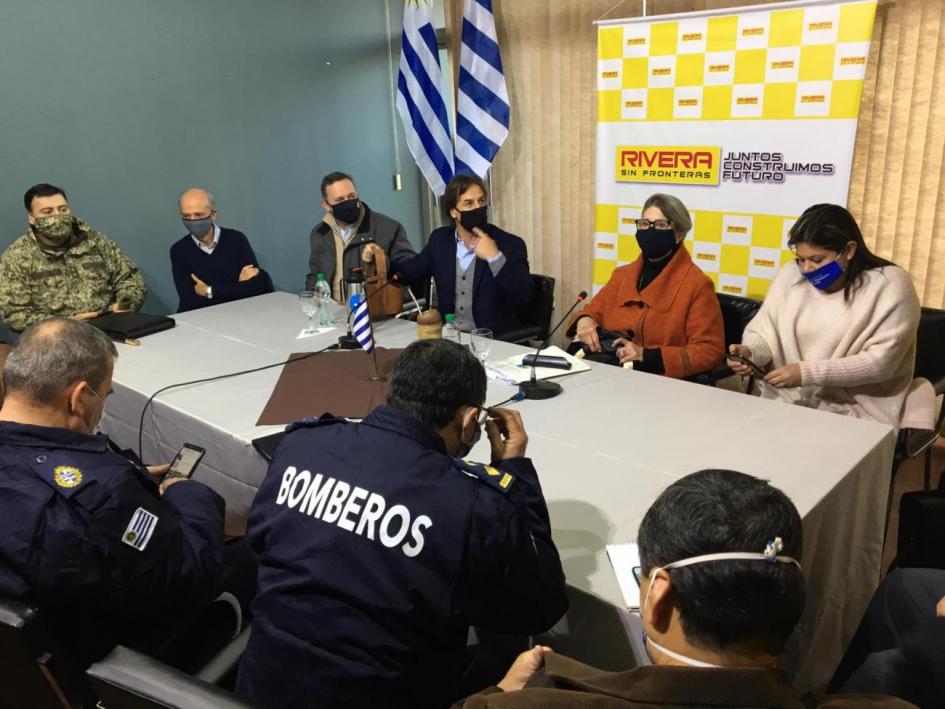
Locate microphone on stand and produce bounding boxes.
[519,291,588,400]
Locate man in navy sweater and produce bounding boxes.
[170,188,272,312]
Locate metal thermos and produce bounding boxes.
[343,267,366,307]
[338,267,367,349]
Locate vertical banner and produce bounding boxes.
[594,0,876,300]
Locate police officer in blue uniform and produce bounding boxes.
[0,318,228,666]
[237,338,568,709]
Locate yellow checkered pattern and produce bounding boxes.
[597,1,875,122]
[594,204,799,299]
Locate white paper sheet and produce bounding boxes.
[606,542,641,609]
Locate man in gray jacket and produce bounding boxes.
[306,171,415,300]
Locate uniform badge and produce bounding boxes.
[454,460,515,493]
[53,465,83,489]
[122,507,158,551]
[481,465,514,490]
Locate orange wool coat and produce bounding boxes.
[570,247,724,378]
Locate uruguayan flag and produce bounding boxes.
[454,0,510,178]
[352,296,374,354]
[396,0,455,197]
[122,507,158,551]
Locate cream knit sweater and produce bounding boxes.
[742,262,921,429]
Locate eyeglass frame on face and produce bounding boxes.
[635,218,673,231]
[83,382,109,407]
[466,404,490,426]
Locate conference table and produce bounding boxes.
[100,292,895,694]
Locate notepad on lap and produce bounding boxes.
[606,542,641,609]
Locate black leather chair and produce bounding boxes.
[0,591,251,709]
[687,293,761,387]
[0,596,94,708]
[498,273,556,345]
[885,307,945,540]
[86,630,253,709]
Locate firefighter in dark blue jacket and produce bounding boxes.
[237,338,568,709]
[0,318,226,666]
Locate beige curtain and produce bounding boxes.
[445,0,945,316]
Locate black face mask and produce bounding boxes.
[456,414,483,459]
[331,198,360,225]
[635,228,678,260]
[457,205,488,232]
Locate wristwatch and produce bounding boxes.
[206,286,213,300]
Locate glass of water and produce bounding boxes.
[299,291,317,334]
[470,328,494,364]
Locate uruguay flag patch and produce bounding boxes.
[122,507,158,551]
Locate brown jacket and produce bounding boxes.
[453,654,915,708]
[570,248,724,378]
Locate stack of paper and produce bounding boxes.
[485,346,590,385]
[606,542,642,609]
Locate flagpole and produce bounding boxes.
[367,316,386,382]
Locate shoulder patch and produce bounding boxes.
[30,454,90,498]
[285,413,346,434]
[53,465,83,489]
[122,507,158,551]
[454,459,515,494]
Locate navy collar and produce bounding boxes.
[362,405,447,454]
[0,421,109,453]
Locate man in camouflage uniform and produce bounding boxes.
[0,183,148,332]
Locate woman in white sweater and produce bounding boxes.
[728,204,921,429]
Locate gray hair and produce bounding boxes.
[3,318,118,404]
[643,193,692,239]
[179,188,215,210]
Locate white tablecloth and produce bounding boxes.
[100,292,895,693]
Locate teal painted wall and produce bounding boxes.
[0,0,424,314]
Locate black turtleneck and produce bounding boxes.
[634,243,681,375]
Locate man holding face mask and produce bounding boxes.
[0,183,148,332]
[376,174,534,336]
[237,338,568,709]
[170,187,273,312]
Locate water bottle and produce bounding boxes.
[314,273,333,327]
[442,314,461,344]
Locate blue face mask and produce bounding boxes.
[802,258,845,290]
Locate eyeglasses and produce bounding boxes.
[635,219,673,231]
[84,384,107,407]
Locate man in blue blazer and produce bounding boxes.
[367,175,533,336]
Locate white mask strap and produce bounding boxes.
[646,636,721,668]
[662,537,801,572]
[664,551,801,571]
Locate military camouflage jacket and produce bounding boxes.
[0,219,148,331]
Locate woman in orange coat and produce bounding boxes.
[569,193,724,379]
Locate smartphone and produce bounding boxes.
[631,566,642,587]
[167,443,205,479]
[728,353,766,377]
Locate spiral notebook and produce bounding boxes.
[606,542,641,610]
